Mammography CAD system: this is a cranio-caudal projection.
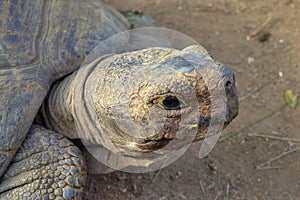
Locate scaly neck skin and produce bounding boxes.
[37,72,78,139]
[36,55,111,141]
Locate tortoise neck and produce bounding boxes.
[36,72,78,139]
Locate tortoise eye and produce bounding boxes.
[162,96,180,110]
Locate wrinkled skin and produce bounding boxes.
[39,45,238,154]
[92,46,238,153]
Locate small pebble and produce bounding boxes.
[176,171,182,178]
[159,196,167,200]
[247,57,255,64]
[278,71,283,77]
[278,38,284,45]
[257,178,261,182]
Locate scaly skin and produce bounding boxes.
[0,125,86,200]
[38,45,238,154]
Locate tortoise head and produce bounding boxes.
[83,45,238,153]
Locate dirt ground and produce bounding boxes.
[84,0,300,199]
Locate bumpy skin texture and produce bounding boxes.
[38,46,238,156]
[0,125,86,200]
[90,46,238,152]
[0,0,129,199]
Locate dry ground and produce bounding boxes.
[84,0,300,199]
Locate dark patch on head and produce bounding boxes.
[161,56,194,71]
[198,115,211,125]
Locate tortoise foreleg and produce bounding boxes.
[0,125,86,200]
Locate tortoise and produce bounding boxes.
[0,0,238,199]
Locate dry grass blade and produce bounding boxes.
[220,104,286,141]
[225,183,230,200]
[248,133,300,142]
[256,146,300,169]
[200,180,206,195]
[247,14,274,39]
[214,192,221,200]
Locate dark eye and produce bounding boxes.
[162,96,180,110]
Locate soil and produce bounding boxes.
[84,0,300,199]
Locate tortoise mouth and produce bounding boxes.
[135,138,173,152]
[126,119,233,153]
[111,105,237,153]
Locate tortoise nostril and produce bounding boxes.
[221,66,235,90]
[225,80,232,89]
